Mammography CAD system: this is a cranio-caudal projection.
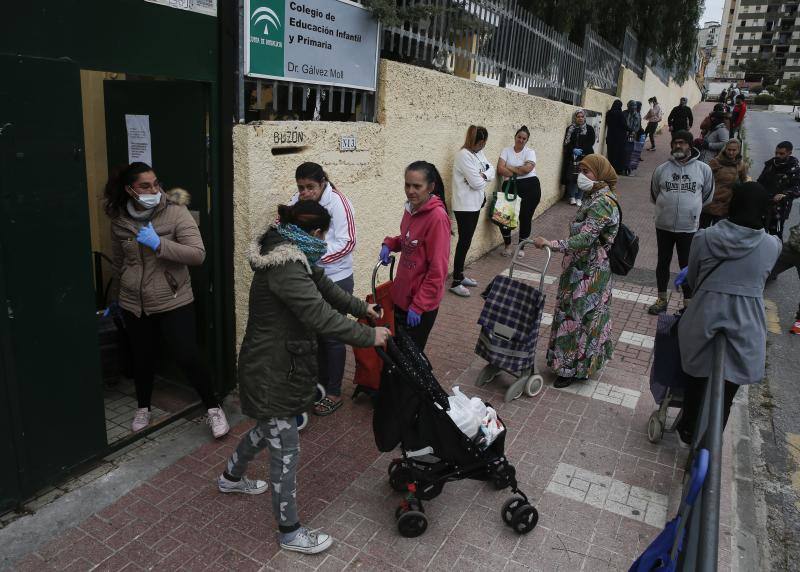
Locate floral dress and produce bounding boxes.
[546,187,620,379]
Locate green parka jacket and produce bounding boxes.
[238,225,375,419]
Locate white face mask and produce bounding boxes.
[134,192,161,209]
[577,173,595,192]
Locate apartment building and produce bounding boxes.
[719,0,800,82]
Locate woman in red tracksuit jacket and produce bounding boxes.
[379,161,451,351]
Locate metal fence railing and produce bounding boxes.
[622,27,646,78]
[243,79,377,122]
[584,26,622,94]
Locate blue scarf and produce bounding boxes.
[276,224,328,264]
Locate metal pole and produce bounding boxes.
[698,333,726,571]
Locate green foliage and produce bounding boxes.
[737,59,781,87]
[754,93,777,105]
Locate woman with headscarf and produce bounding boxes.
[605,100,628,175]
[674,182,781,446]
[701,139,749,228]
[622,100,642,175]
[561,109,597,207]
[532,154,620,388]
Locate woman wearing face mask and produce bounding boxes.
[701,139,749,228]
[104,162,229,437]
[450,125,495,297]
[219,200,390,554]
[561,110,597,208]
[287,162,356,416]
[532,155,620,389]
[699,111,729,164]
[643,97,662,151]
[496,126,541,257]
[379,161,451,351]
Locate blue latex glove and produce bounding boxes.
[674,267,689,290]
[103,300,120,318]
[137,223,161,252]
[379,244,391,266]
[407,309,422,328]
[572,148,583,157]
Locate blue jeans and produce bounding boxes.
[566,180,580,201]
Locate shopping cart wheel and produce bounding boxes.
[296,412,309,431]
[316,383,326,402]
[524,375,544,397]
[501,496,526,525]
[476,364,501,387]
[647,412,664,444]
[510,504,539,534]
[504,380,525,403]
[397,511,428,538]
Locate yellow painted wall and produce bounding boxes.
[233,59,702,343]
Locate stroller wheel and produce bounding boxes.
[296,412,309,431]
[476,364,501,387]
[397,511,428,538]
[524,375,544,397]
[510,504,539,534]
[501,496,526,525]
[647,412,664,443]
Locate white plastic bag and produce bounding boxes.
[447,386,485,439]
[479,406,505,447]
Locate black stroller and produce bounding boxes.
[373,326,538,538]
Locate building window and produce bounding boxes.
[738,32,744,39]
[741,20,746,26]
[749,46,754,52]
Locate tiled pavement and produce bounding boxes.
[13,103,736,571]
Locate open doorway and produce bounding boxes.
[81,71,215,445]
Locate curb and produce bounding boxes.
[730,385,769,572]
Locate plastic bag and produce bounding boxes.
[479,406,505,447]
[491,178,521,230]
[447,386,486,439]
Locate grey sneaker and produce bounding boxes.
[280,528,333,554]
[461,277,478,287]
[449,284,470,297]
[217,474,268,495]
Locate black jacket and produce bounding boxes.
[561,124,596,182]
[668,105,694,131]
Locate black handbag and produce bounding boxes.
[604,197,639,276]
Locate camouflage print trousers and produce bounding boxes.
[226,417,300,529]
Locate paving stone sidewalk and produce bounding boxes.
[13,103,735,571]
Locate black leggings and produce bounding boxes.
[500,176,542,247]
[394,307,439,352]
[675,376,740,442]
[123,304,218,409]
[453,210,481,286]
[644,122,658,148]
[656,229,694,295]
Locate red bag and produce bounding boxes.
[352,259,395,393]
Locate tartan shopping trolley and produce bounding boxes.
[474,240,552,403]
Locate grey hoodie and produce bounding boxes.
[650,148,715,233]
[700,122,729,164]
[678,220,782,384]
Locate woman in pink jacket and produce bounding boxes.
[379,161,452,351]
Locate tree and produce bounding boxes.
[737,59,781,87]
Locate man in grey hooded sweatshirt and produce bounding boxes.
[675,182,781,445]
[648,130,715,314]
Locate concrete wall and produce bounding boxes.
[233,59,703,342]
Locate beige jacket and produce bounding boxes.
[111,189,205,317]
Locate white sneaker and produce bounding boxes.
[217,474,268,495]
[280,528,333,555]
[131,408,151,432]
[569,197,576,205]
[207,407,230,438]
[576,199,582,207]
[461,277,478,288]
[449,284,470,297]
[516,249,525,259]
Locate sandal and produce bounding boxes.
[313,397,342,416]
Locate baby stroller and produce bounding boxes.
[475,241,551,403]
[374,327,538,538]
[647,313,688,443]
